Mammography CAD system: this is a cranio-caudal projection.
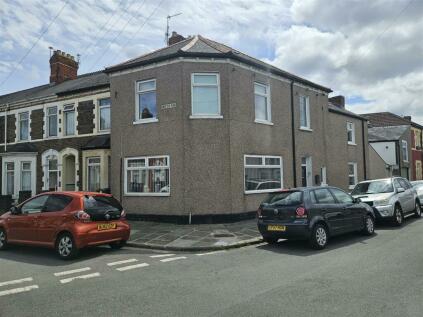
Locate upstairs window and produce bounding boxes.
[299,95,310,129]
[63,104,75,136]
[99,98,111,131]
[347,122,355,144]
[191,73,220,117]
[47,106,58,137]
[18,111,29,141]
[136,79,157,121]
[254,82,271,123]
[402,140,408,162]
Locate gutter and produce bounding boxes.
[290,82,297,187]
[361,120,367,180]
[4,103,8,152]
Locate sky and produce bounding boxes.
[1,0,422,122]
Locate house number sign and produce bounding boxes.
[161,102,176,110]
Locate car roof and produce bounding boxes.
[38,191,112,198]
[271,186,342,193]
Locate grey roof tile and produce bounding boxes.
[368,125,409,141]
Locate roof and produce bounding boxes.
[360,112,423,128]
[328,103,366,121]
[368,125,409,142]
[81,134,110,150]
[3,143,38,153]
[0,71,109,106]
[106,35,332,93]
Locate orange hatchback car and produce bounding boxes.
[0,192,130,259]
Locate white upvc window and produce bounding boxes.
[18,111,29,141]
[2,156,36,198]
[124,155,170,196]
[191,73,221,118]
[99,98,111,131]
[87,157,101,192]
[301,156,313,187]
[244,155,283,194]
[20,162,32,191]
[46,106,58,137]
[347,122,356,145]
[63,104,75,136]
[402,140,409,162]
[254,82,272,124]
[5,162,14,195]
[348,162,358,189]
[299,95,311,130]
[135,79,157,123]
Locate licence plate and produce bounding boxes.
[97,223,117,231]
[267,225,286,232]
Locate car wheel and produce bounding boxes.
[0,228,7,250]
[393,205,403,227]
[262,236,279,244]
[362,215,375,236]
[56,233,78,260]
[310,224,329,250]
[109,240,126,249]
[414,202,422,218]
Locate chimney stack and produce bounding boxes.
[168,31,185,45]
[329,95,345,109]
[403,115,412,121]
[49,49,79,84]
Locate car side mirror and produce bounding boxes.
[397,187,405,193]
[353,197,361,204]
[10,206,21,215]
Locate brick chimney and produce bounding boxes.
[403,115,412,121]
[168,31,185,45]
[49,50,78,84]
[329,95,345,109]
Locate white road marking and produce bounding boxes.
[116,263,149,272]
[59,272,100,284]
[149,254,175,258]
[0,285,39,297]
[0,277,33,287]
[54,267,91,277]
[107,259,138,266]
[160,256,187,263]
[196,250,226,256]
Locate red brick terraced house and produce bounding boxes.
[0,50,111,202]
[361,112,423,180]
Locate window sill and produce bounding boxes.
[348,142,357,146]
[245,189,283,195]
[97,130,110,134]
[254,119,274,126]
[124,192,170,197]
[299,127,313,132]
[189,115,223,119]
[348,185,356,190]
[133,118,159,125]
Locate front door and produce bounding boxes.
[313,188,345,234]
[330,188,361,231]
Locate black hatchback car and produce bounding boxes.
[257,186,376,249]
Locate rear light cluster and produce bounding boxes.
[74,211,91,222]
[295,206,307,219]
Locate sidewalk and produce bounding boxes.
[127,219,262,252]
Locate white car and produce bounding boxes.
[351,177,421,226]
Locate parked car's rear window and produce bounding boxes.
[352,180,394,195]
[264,191,303,206]
[83,195,123,212]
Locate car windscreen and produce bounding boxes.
[263,191,303,206]
[351,180,394,195]
[83,195,123,212]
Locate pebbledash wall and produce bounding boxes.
[108,58,368,219]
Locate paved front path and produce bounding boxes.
[128,219,261,251]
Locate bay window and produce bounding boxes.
[136,79,157,122]
[20,162,32,191]
[244,155,283,193]
[191,73,221,117]
[125,156,170,195]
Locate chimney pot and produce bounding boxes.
[404,115,412,121]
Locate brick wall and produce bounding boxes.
[77,100,95,134]
[30,109,44,140]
